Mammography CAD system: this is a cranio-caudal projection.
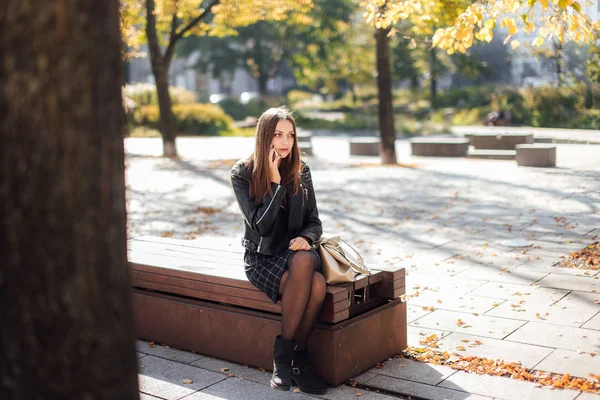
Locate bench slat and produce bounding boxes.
[131,270,272,303]
[133,278,282,313]
[132,236,244,253]
[129,241,243,263]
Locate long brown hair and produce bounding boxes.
[246,107,301,204]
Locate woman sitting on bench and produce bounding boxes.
[230,107,327,395]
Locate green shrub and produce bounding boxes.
[287,90,316,105]
[124,83,196,106]
[437,86,496,109]
[523,86,580,127]
[452,107,487,125]
[573,109,600,129]
[131,103,234,136]
[218,97,285,121]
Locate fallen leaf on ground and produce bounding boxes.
[401,346,600,394]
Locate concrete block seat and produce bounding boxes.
[410,137,470,157]
[515,144,557,167]
[350,137,380,156]
[297,131,313,144]
[299,141,313,156]
[465,132,534,150]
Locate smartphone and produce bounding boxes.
[271,146,280,161]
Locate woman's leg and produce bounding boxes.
[294,272,326,350]
[278,251,318,340]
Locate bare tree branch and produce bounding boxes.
[165,0,220,63]
[164,0,180,66]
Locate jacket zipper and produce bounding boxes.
[257,236,264,252]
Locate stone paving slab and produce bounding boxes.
[409,309,526,339]
[576,392,600,399]
[515,261,599,277]
[505,322,600,353]
[407,303,434,323]
[536,274,599,293]
[191,356,271,386]
[137,340,205,364]
[408,292,505,315]
[533,349,600,379]
[581,312,600,330]
[484,301,598,328]
[139,393,163,400]
[188,378,315,400]
[351,371,379,384]
[439,370,581,400]
[468,282,570,305]
[365,374,492,400]
[138,355,225,400]
[408,262,474,277]
[404,272,488,297]
[436,333,553,369]
[453,267,548,286]
[373,358,458,386]
[553,291,600,311]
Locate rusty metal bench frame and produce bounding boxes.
[128,236,407,385]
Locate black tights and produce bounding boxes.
[278,251,327,350]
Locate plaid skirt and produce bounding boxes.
[244,248,321,303]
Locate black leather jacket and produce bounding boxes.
[230,160,322,256]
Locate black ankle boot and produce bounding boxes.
[270,335,296,391]
[291,348,328,395]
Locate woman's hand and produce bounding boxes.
[269,146,281,184]
[289,237,311,251]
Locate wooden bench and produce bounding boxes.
[128,236,407,385]
[410,137,469,157]
[515,144,557,167]
[350,137,380,156]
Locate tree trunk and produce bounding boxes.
[410,76,419,92]
[0,1,139,399]
[146,0,178,157]
[256,37,269,97]
[154,62,178,157]
[430,47,438,110]
[375,28,397,165]
[258,72,269,97]
[555,41,564,87]
[352,85,359,106]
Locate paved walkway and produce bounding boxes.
[127,136,599,400]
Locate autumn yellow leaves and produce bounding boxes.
[362,0,600,54]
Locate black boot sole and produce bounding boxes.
[270,381,291,391]
[292,380,327,395]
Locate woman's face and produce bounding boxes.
[270,119,295,159]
